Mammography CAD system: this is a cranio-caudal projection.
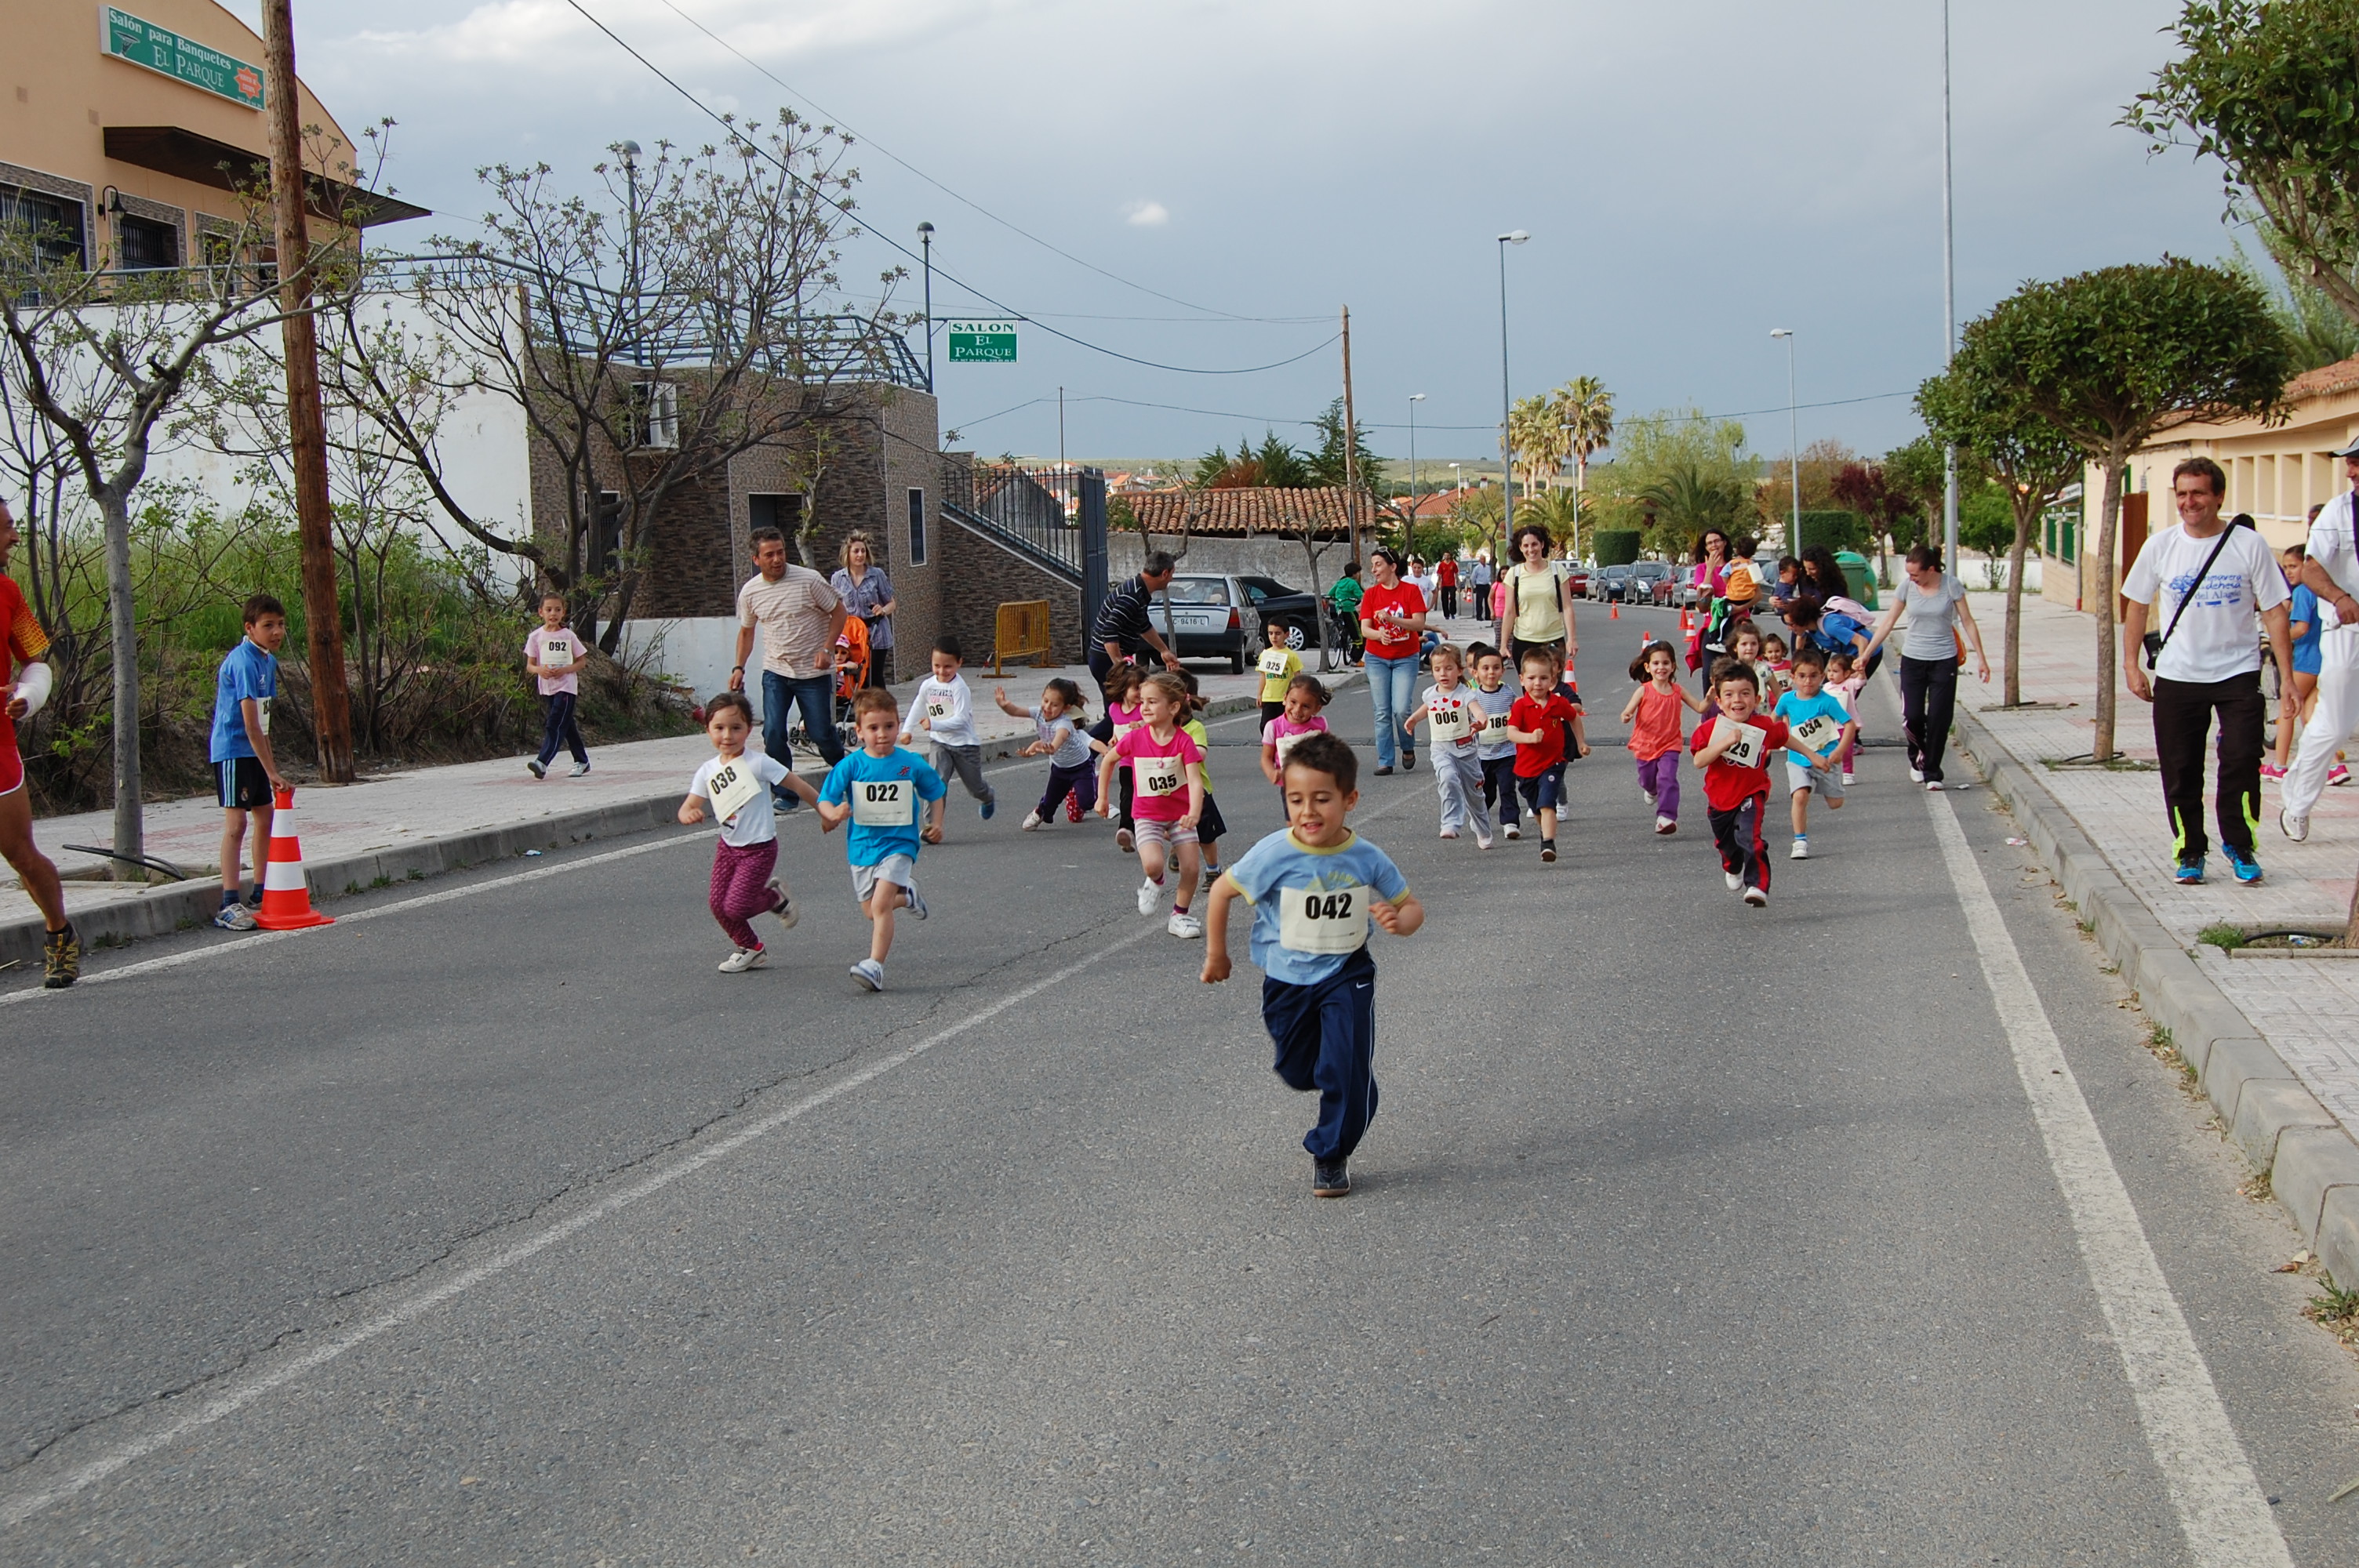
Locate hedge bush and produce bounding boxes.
[1591,528,1643,567]
[1795,510,1863,556]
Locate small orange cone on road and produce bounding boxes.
[255,787,334,931]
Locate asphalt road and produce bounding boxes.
[5,602,2358,1565]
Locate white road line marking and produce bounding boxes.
[0,918,1166,1529]
[1925,790,2292,1567]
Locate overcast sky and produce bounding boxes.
[237,0,2240,466]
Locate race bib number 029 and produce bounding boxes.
[852,779,914,827]
[1790,713,1843,759]
[1136,754,1184,797]
[1718,721,1767,770]
[1279,881,1369,955]
[708,759,763,822]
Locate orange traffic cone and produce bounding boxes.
[1609,598,1619,619]
[255,787,334,930]
[1679,605,1694,636]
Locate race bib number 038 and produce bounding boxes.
[1790,713,1842,758]
[1279,881,1369,955]
[1136,755,1184,797]
[1719,721,1767,770]
[852,778,914,826]
[709,759,762,822]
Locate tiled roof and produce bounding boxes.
[2287,351,2359,403]
[1121,486,1361,538]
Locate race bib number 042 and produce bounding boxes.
[852,778,914,827]
[1279,882,1369,955]
[708,759,763,822]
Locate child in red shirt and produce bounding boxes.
[1504,645,1579,862]
[1689,658,1790,906]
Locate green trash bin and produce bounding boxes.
[1834,550,1880,612]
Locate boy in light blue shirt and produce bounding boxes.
[817,687,947,993]
[1201,731,1423,1198]
[208,594,288,930]
[1770,646,1858,861]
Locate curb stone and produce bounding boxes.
[0,681,1350,973]
[1950,705,2359,1294]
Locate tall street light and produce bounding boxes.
[917,221,936,394]
[1408,393,1426,535]
[1771,328,1801,549]
[1940,0,1958,567]
[1496,230,1528,534]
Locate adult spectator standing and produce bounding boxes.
[1358,546,1429,775]
[2122,456,2291,885]
[0,501,76,986]
[1435,553,1460,621]
[827,530,895,687]
[731,527,848,809]
[1467,551,1495,633]
[1089,551,1183,701]
[2279,437,2359,843]
[1859,545,1989,790]
[1502,524,1579,672]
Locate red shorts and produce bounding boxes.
[0,741,21,798]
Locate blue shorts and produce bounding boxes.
[1515,764,1565,814]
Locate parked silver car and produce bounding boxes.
[1147,574,1262,673]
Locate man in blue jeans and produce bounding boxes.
[731,527,849,808]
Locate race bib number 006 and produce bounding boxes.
[1790,713,1842,758]
[708,759,762,822]
[1427,701,1469,742]
[1279,882,1369,955]
[852,779,914,827]
[1136,754,1184,797]
[1719,721,1767,770]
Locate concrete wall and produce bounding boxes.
[1109,533,1343,594]
[938,511,1085,666]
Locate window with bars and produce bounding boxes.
[907,487,927,564]
[1,184,86,271]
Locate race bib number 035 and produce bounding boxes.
[1279,882,1369,955]
[1136,754,1184,797]
[852,778,914,827]
[709,759,762,822]
[1719,721,1767,770]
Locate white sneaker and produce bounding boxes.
[1022,809,1045,831]
[1476,833,1494,850]
[1166,910,1204,938]
[1842,769,1856,785]
[1137,877,1165,916]
[902,884,928,921]
[1654,815,1677,836]
[1116,827,1136,852]
[1790,837,1809,860]
[718,946,767,974]
[1439,828,1459,840]
[1909,766,1925,783]
[213,901,257,931]
[2282,808,2310,843]
[569,761,591,778]
[849,958,884,992]
[1504,822,1522,840]
[1743,886,1768,907]
[1643,789,1658,806]
[766,877,798,930]
[1725,870,1743,891]
[1925,780,1944,793]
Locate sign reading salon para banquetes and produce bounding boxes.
[101,7,265,111]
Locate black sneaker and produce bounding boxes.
[1540,840,1558,862]
[42,923,81,989]
[1402,750,1416,771]
[1313,1157,1350,1197]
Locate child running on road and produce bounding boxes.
[1255,620,1302,732]
[1825,650,1865,784]
[1772,645,1857,860]
[1176,669,1231,884]
[1260,673,1331,784]
[1620,638,1709,836]
[1201,731,1423,1199]
[1403,641,1492,847]
[1096,670,1209,937]
[998,677,1096,829]
[904,637,994,840]
[1088,662,1147,853]
[1505,646,1580,862]
[817,688,947,992]
[1468,642,1522,840]
[524,592,591,779]
[1691,659,1789,906]
[679,690,816,972]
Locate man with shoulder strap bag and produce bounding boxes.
[2281,434,2359,842]
[2121,457,2292,885]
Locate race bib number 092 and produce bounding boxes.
[540,636,575,670]
[852,779,914,826]
[1278,882,1369,955]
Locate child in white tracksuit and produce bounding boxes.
[1404,642,1492,848]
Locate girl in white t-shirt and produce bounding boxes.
[680,691,819,972]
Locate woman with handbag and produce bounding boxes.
[828,531,896,686]
[1861,545,1988,790]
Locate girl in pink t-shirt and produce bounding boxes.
[1259,673,1332,784]
[1095,671,1208,938]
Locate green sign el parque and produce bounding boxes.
[100,6,266,111]
[947,321,1016,363]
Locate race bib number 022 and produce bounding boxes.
[852,778,914,827]
[1278,882,1369,955]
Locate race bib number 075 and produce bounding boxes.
[852,779,914,826]
[1278,882,1369,955]
[1258,649,1292,677]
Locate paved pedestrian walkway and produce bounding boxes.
[1963,593,2359,1139]
[0,660,1307,939]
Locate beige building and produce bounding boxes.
[1,0,423,273]
[2045,353,2359,613]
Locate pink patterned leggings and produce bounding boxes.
[709,838,782,949]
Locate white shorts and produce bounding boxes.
[1134,817,1199,849]
[1787,758,1845,800]
[850,854,918,904]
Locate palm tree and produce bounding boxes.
[1634,462,1745,552]
[1516,488,1583,555]
[1550,376,1615,559]
[1508,394,1569,497]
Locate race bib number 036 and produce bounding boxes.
[1719,721,1767,770]
[1279,882,1369,955]
[709,759,762,822]
[852,778,914,827]
[1136,754,1184,797]
[1790,713,1842,758]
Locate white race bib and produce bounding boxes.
[1718,720,1767,770]
[925,697,951,725]
[1114,718,1144,742]
[851,777,915,827]
[1136,753,1184,797]
[708,757,763,822]
[1273,728,1316,763]
[1258,649,1292,677]
[1479,708,1511,747]
[540,635,575,671]
[1427,696,1470,744]
[256,695,271,735]
[1278,881,1369,955]
[1790,713,1843,760]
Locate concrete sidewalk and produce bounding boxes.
[1954,593,2359,1288]
[4,659,1355,967]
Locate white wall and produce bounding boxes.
[620,615,743,710]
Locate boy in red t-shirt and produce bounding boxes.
[1504,646,1579,862]
[1690,658,1790,906]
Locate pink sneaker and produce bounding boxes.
[2261,762,2287,780]
[2332,763,2352,787]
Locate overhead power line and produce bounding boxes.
[950,389,1917,435]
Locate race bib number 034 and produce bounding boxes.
[1790,713,1842,758]
[1136,755,1184,797]
[708,759,762,822]
[852,778,914,827]
[1278,882,1369,955]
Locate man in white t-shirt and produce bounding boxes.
[2121,456,2292,885]
[730,527,849,807]
[2279,435,2359,841]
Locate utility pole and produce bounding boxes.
[1940,0,1959,571]
[1340,306,1361,569]
[261,0,353,783]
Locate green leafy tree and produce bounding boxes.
[1589,407,1751,557]
[1508,394,1569,496]
[1304,397,1383,496]
[2226,238,2359,370]
[1634,462,1747,554]
[1962,257,2293,759]
[1515,488,1583,554]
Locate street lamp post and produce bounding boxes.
[1771,328,1801,550]
[917,221,936,394]
[1408,393,1426,538]
[1940,0,1959,568]
[1496,230,1528,533]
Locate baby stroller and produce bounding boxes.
[831,615,873,750]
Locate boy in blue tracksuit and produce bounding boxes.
[209,593,289,931]
[1201,731,1424,1198]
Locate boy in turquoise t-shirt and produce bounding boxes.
[1201,731,1423,1198]
[1769,646,1857,861]
[816,687,947,993]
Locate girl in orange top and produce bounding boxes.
[1620,639,1709,836]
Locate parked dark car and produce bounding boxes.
[1628,561,1673,604]
[1590,564,1636,602]
[1236,575,1325,652]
